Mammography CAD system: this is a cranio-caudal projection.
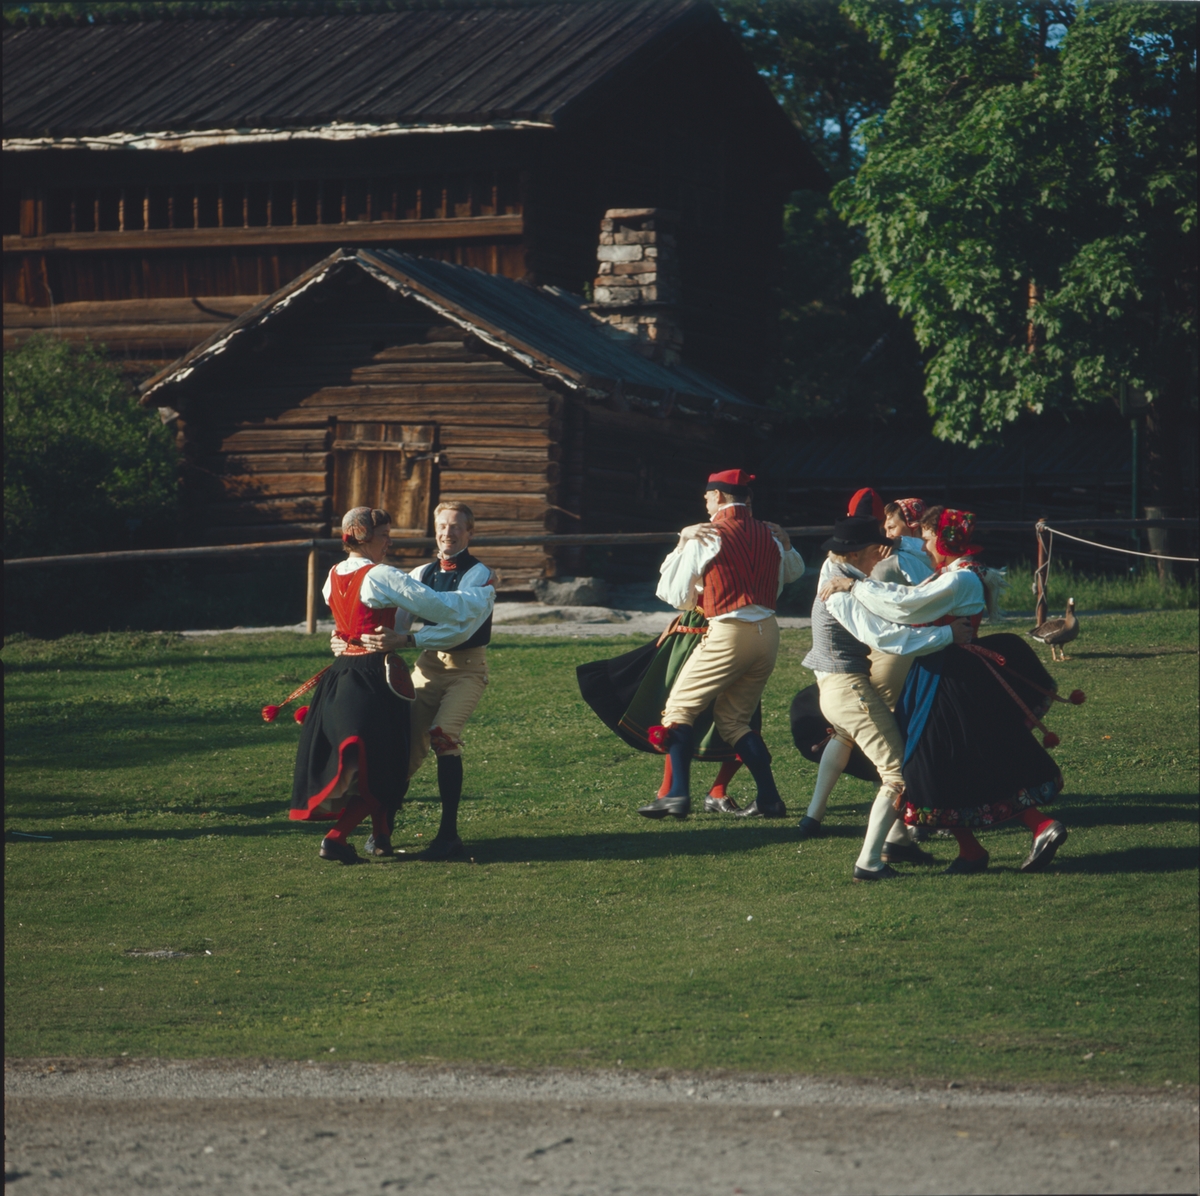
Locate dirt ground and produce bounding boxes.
[5,1059,1197,1195]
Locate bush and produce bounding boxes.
[4,337,180,558]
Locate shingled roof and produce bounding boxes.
[3,1,801,155]
[139,247,768,420]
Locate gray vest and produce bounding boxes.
[802,562,871,674]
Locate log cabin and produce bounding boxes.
[3,1,825,403]
[137,244,775,587]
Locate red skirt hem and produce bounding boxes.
[289,734,378,821]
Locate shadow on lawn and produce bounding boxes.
[1060,794,1199,829]
[1058,846,1198,874]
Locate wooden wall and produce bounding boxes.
[171,274,561,588]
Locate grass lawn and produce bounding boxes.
[4,612,1197,1087]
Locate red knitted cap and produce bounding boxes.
[707,469,756,489]
[848,488,885,521]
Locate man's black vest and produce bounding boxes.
[417,549,492,650]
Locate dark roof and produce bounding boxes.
[140,247,768,420]
[4,2,789,140]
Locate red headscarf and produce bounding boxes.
[892,497,926,532]
[848,487,885,522]
[935,508,981,558]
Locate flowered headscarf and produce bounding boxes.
[341,506,391,545]
[935,508,981,558]
[848,487,885,522]
[893,497,926,532]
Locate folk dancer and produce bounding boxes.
[638,469,806,820]
[820,507,1076,874]
[362,501,494,860]
[291,506,492,864]
[796,492,934,839]
[804,515,973,880]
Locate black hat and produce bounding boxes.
[821,516,890,555]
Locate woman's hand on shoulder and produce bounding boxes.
[765,521,792,552]
[817,575,855,602]
[679,522,719,545]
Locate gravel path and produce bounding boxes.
[6,1059,1197,1195]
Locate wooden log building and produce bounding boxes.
[3,1,824,402]
[137,245,774,587]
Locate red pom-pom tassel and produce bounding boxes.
[1042,731,1061,749]
[1069,690,1086,705]
[647,724,670,752]
[262,704,281,723]
[294,705,309,724]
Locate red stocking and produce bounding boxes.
[1019,807,1056,838]
[325,796,371,842]
[657,756,673,799]
[708,759,742,799]
[950,828,987,861]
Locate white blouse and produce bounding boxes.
[849,558,986,625]
[323,558,494,650]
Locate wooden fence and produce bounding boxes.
[6,518,1196,634]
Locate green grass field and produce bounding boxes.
[4,613,1198,1087]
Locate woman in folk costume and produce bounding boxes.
[820,507,1079,874]
[281,506,493,864]
[794,491,934,839]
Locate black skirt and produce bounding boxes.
[576,614,759,761]
[789,684,882,784]
[896,633,1062,829]
[289,653,411,822]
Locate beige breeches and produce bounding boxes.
[816,671,905,788]
[867,647,914,711]
[408,647,488,777]
[661,616,780,747]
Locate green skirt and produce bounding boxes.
[576,610,761,762]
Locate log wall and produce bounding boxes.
[174,283,561,589]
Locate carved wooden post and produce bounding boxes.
[1034,521,1048,628]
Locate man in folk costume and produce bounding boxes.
[640,469,806,820]
[356,501,493,861]
[804,514,974,881]
[820,507,1076,874]
[291,506,493,864]
[796,491,934,839]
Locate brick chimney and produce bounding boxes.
[591,208,683,366]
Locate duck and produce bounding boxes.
[1030,597,1079,662]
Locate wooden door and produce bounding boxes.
[331,422,437,553]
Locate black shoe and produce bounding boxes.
[736,799,788,819]
[319,837,360,865]
[363,834,394,857]
[796,815,824,839]
[638,796,691,819]
[704,795,741,814]
[908,825,930,843]
[852,863,901,882]
[882,840,936,866]
[1021,822,1067,872]
[943,852,989,875]
[419,835,466,861]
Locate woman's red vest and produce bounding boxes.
[328,564,396,651]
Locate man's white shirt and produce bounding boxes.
[656,504,806,622]
[324,557,493,651]
[822,561,954,658]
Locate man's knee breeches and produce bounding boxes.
[408,648,488,777]
[661,616,780,746]
[816,671,905,787]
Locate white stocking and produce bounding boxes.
[885,819,909,844]
[806,736,853,822]
[855,785,901,872]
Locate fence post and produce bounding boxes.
[1034,521,1048,627]
[306,545,318,634]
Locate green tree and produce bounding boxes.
[4,337,180,558]
[835,1,1197,513]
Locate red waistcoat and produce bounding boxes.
[328,564,396,649]
[699,506,780,618]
